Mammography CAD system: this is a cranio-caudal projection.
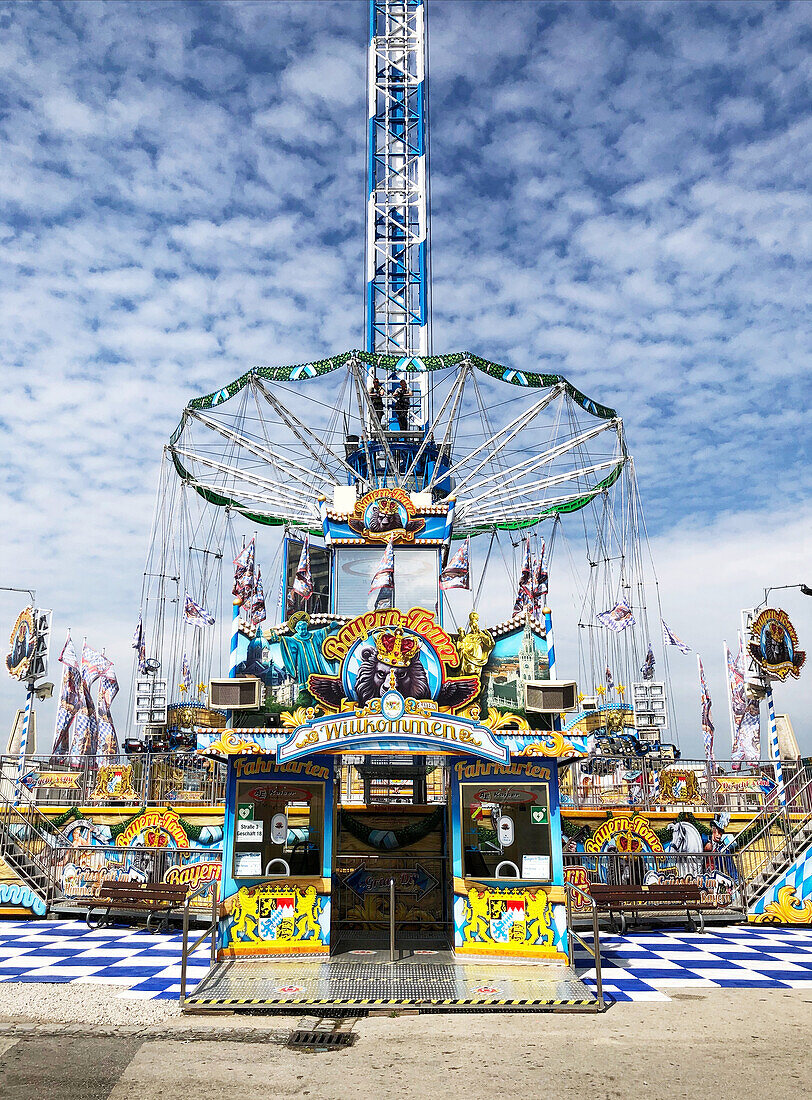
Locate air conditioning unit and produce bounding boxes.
[209,677,264,710]
[524,680,578,714]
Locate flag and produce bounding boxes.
[179,652,191,692]
[641,642,655,681]
[512,539,533,615]
[440,537,470,591]
[698,655,716,767]
[233,538,255,606]
[605,665,614,691]
[368,538,395,610]
[597,600,635,633]
[96,663,119,760]
[132,613,147,674]
[292,535,313,601]
[184,592,215,627]
[250,567,267,625]
[531,540,548,612]
[69,641,109,763]
[662,619,691,654]
[51,633,81,760]
[728,637,761,767]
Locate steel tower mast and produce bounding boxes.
[366,0,429,383]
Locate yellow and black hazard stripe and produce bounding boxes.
[185,995,600,1009]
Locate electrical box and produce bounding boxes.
[524,680,578,713]
[133,678,168,727]
[209,677,264,710]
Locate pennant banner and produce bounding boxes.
[233,538,255,607]
[292,535,313,601]
[641,642,655,681]
[184,592,215,627]
[368,538,395,610]
[662,619,691,654]
[96,664,120,760]
[440,536,470,591]
[597,600,635,633]
[728,638,761,767]
[52,633,81,760]
[132,613,148,674]
[512,539,534,615]
[698,655,716,768]
[251,567,267,625]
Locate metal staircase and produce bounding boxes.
[733,766,812,907]
[0,785,62,910]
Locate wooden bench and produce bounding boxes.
[83,880,188,933]
[589,883,710,933]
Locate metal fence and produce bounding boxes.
[563,851,746,913]
[560,758,812,816]
[0,754,227,808]
[51,845,222,912]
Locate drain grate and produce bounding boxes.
[287,1016,359,1052]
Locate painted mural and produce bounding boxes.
[454,885,566,958]
[750,838,812,924]
[222,882,330,953]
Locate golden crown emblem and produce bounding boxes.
[373,626,419,667]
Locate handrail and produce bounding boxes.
[732,770,812,882]
[0,793,60,906]
[179,879,219,1007]
[564,880,604,1009]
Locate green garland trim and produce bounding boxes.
[340,806,444,851]
[169,350,625,536]
[45,807,86,833]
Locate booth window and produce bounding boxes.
[461,783,552,882]
[233,780,324,879]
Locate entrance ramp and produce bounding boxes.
[183,950,600,1013]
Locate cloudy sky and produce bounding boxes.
[1,0,810,758]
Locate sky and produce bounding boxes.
[0,0,810,759]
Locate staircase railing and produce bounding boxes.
[732,768,812,896]
[0,790,61,908]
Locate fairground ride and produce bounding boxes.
[129,0,678,753]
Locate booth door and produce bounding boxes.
[333,802,450,952]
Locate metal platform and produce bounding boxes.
[184,950,600,1013]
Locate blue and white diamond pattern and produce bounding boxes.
[0,921,811,1002]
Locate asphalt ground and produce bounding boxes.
[0,988,810,1100]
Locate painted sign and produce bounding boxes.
[748,608,806,681]
[659,769,702,804]
[20,771,81,791]
[163,860,221,899]
[454,886,558,955]
[342,863,439,900]
[347,487,426,543]
[5,607,36,681]
[115,808,189,849]
[92,765,136,801]
[475,787,537,806]
[226,883,328,949]
[715,773,776,798]
[585,814,663,854]
[279,703,509,764]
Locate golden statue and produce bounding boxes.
[456,611,494,678]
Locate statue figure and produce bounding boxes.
[266,612,338,687]
[456,611,494,678]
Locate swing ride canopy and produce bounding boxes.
[167,350,626,538]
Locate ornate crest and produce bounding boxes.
[749,608,806,682]
[5,607,36,682]
[347,487,426,542]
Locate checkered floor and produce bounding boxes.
[0,920,810,1003]
[572,925,812,1002]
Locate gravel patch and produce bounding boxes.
[0,982,182,1027]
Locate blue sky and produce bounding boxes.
[0,0,810,757]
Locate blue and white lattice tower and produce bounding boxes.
[366,0,429,416]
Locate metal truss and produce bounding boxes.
[366,0,428,373]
